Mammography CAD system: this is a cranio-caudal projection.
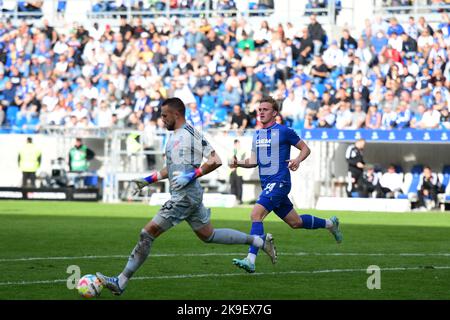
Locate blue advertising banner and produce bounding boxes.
[299,129,450,143]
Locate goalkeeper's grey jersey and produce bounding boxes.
[166,123,214,201]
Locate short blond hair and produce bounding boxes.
[259,96,280,113]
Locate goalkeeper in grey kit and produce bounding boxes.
[97,98,277,295]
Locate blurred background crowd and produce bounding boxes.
[0,0,449,135]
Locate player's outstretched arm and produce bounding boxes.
[131,167,168,195]
[229,151,258,169]
[287,140,311,171]
[172,150,222,190]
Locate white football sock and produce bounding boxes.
[325,219,333,229]
[118,273,128,288]
[247,253,257,264]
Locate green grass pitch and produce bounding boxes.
[0,200,449,300]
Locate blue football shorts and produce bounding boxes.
[256,182,294,219]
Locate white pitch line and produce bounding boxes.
[1,266,450,287]
[1,252,450,263]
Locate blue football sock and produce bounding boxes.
[299,214,326,229]
[248,221,264,255]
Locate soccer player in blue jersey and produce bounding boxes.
[230,96,343,273]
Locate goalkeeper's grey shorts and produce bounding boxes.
[151,195,211,231]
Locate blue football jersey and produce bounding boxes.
[252,123,301,187]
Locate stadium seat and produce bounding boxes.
[194,94,201,107]
[315,83,326,98]
[210,107,228,126]
[292,119,304,130]
[11,115,26,133]
[188,47,196,57]
[84,174,99,187]
[6,106,19,126]
[396,165,423,200]
[23,117,40,134]
[200,95,216,114]
[411,165,424,175]
[437,165,450,208]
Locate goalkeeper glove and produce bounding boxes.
[171,168,203,191]
[131,172,161,196]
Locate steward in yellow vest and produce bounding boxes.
[18,137,41,188]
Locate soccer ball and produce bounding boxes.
[76,274,103,298]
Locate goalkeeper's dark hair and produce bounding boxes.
[259,96,280,113]
[162,97,186,117]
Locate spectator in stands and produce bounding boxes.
[394,100,412,129]
[1,81,16,107]
[72,102,89,122]
[241,66,258,102]
[93,100,113,128]
[416,166,442,210]
[380,105,397,130]
[401,32,418,58]
[417,16,434,37]
[221,83,241,109]
[230,104,248,131]
[358,164,383,198]
[379,164,404,198]
[281,90,301,126]
[418,28,434,56]
[350,101,366,129]
[237,30,255,52]
[323,40,344,71]
[405,16,419,39]
[440,107,450,129]
[317,104,336,128]
[371,16,389,36]
[229,139,245,204]
[0,6,449,135]
[387,17,405,37]
[253,20,272,48]
[335,101,353,129]
[305,89,321,115]
[303,110,316,129]
[294,28,313,66]
[371,30,389,55]
[307,13,326,55]
[310,55,329,84]
[409,104,426,128]
[186,102,208,131]
[340,28,357,53]
[420,104,442,129]
[382,89,400,111]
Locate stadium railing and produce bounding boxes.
[86,8,275,20]
[373,2,450,19]
[0,10,44,20]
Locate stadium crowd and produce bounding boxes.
[0,9,450,134]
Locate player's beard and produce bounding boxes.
[165,120,175,131]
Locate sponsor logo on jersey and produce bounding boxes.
[256,138,271,147]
